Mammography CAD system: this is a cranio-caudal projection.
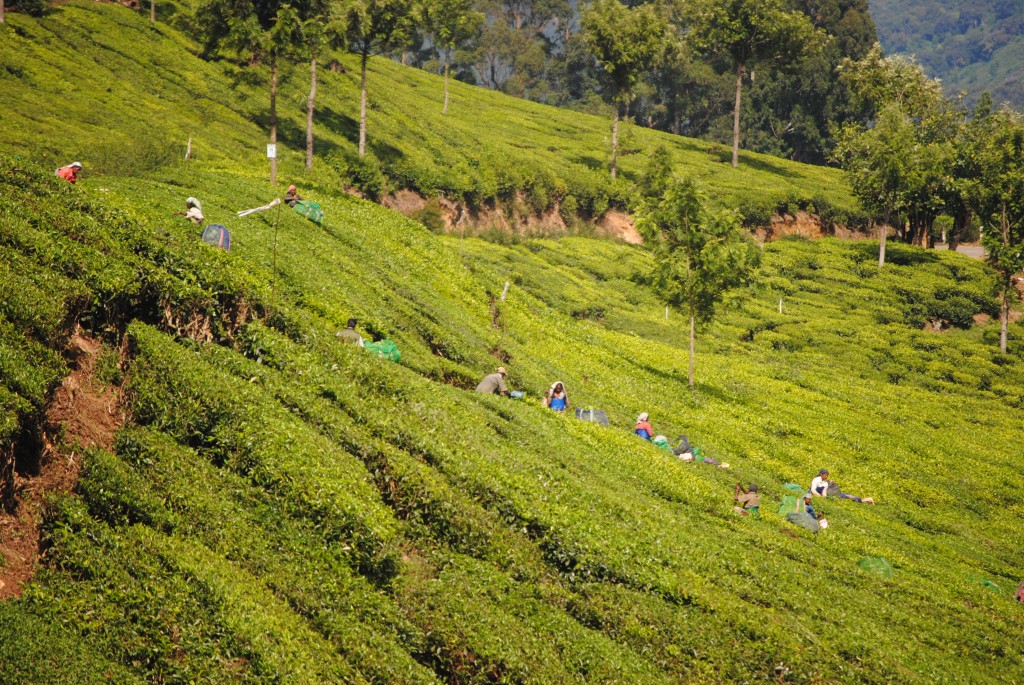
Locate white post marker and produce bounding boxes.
[266,144,277,159]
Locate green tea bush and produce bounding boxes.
[1,12,1023,680]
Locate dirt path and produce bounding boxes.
[0,331,124,600]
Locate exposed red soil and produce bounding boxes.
[0,330,124,600]
[596,210,643,244]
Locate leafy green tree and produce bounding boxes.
[343,0,415,156]
[581,0,664,179]
[421,0,484,114]
[642,1,724,137]
[834,43,950,264]
[741,0,877,163]
[833,103,955,264]
[691,0,821,168]
[194,0,301,184]
[466,0,568,99]
[965,107,1024,353]
[637,177,761,388]
[838,42,943,118]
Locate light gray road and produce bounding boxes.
[936,243,986,259]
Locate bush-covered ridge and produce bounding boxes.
[1,144,1024,683]
[0,1,860,227]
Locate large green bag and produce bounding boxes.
[857,557,893,578]
[293,200,324,225]
[778,494,798,516]
[651,436,674,453]
[364,339,400,362]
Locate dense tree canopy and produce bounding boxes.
[395,0,886,165]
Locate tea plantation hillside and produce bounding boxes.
[0,1,859,224]
[2,147,1024,684]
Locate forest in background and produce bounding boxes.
[400,0,879,165]
[870,0,1024,108]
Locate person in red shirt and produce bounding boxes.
[634,412,654,440]
[55,162,82,183]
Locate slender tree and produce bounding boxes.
[344,0,415,157]
[691,0,820,168]
[637,177,761,388]
[151,0,156,23]
[297,2,346,170]
[581,0,664,179]
[421,0,484,115]
[194,0,300,185]
[1,0,5,24]
[966,108,1024,353]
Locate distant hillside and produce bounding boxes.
[869,0,1024,108]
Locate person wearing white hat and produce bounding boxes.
[634,412,653,440]
[176,197,205,225]
[55,161,83,184]
[543,381,570,412]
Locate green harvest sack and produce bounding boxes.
[786,511,819,533]
[293,200,324,225]
[364,339,400,362]
[652,436,674,453]
[778,494,798,516]
[857,557,893,578]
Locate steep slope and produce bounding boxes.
[1,147,1024,683]
[2,5,1024,683]
[0,2,858,224]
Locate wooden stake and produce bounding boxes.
[185,137,192,160]
[271,202,281,315]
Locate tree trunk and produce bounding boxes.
[688,301,696,389]
[443,54,450,115]
[1001,290,1009,354]
[270,59,278,185]
[1,0,5,24]
[879,212,888,268]
[732,63,744,168]
[359,49,368,157]
[1001,201,1010,354]
[306,54,317,171]
[150,0,155,23]
[610,103,619,180]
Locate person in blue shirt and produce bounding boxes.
[544,381,570,412]
[802,492,817,518]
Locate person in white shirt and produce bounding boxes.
[811,469,830,497]
[177,197,205,225]
[811,468,875,504]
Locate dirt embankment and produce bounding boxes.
[381,191,859,246]
[381,190,644,243]
[0,331,124,600]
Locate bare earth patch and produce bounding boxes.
[0,330,123,600]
